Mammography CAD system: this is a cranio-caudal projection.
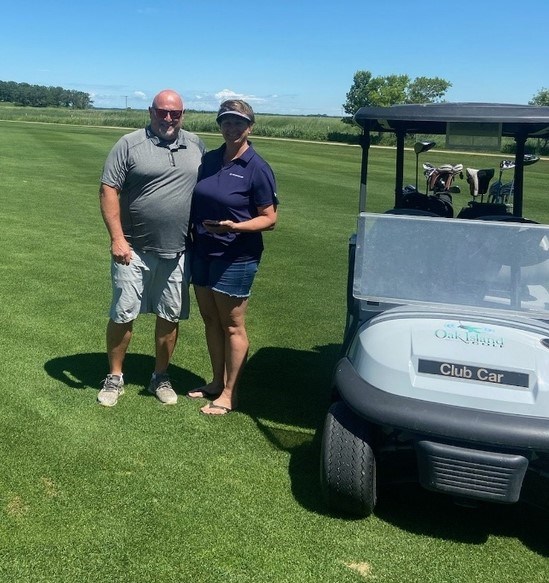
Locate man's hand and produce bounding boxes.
[99,183,132,264]
[111,238,132,265]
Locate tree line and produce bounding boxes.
[0,80,92,109]
[343,70,549,117]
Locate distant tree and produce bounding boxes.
[342,70,452,118]
[529,88,549,106]
[364,74,410,107]
[529,89,549,151]
[0,80,93,108]
[406,76,452,104]
[342,70,373,116]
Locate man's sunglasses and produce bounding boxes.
[153,108,183,120]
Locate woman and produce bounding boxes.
[187,100,278,415]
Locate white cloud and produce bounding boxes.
[133,91,148,101]
[180,89,296,115]
[214,88,266,105]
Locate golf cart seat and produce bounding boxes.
[457,202,510,219]
[399,188,453,218]
[385,207,439,217]
[476,215,538,224]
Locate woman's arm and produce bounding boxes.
[205,204,277,234]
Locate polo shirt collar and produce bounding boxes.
[221,141,255,165]
[146,126,187,149]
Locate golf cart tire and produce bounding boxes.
[320,401,376,517]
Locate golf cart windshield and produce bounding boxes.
[354,213,549,318]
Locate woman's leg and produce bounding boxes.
[187,285,226,396]
[201,292,249,414]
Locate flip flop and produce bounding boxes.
[200,403,233,416]
[186,388,222,400]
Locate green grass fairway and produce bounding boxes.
[1,121,549,582]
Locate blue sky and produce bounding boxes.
[3,0,549,115]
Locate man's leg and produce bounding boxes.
[107,318,133,375]
[154,316,179,374]
[147,316,179,404]
[98,318,133,407]
[99,250,145,406]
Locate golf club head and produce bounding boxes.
[524,154,540,166]
[414,141,436,155]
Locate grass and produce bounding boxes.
[1,120,549,582]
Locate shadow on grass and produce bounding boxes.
[374,482,549,555]
[43,346,549,554]
[44,343,337,514]
[239,347,549,555]
[237,343,340,515]
[43,352,203,396]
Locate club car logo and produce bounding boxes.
[434,322,504,348]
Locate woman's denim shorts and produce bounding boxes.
[191,255,259,298]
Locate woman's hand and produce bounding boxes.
[202,219,235,234]
[202,204,276,234]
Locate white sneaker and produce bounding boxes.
[98,374,124,407]
[148,373,177,405]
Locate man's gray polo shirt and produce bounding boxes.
[101,126,205,256]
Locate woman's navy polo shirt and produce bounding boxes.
[191,143,277,261]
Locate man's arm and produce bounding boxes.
[99,183,132,265]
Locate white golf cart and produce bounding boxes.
[320,103,549,517]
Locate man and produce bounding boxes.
[97,89,205,407]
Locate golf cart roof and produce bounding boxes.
[354,102,549,138]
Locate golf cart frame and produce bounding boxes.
[321,103,549,517]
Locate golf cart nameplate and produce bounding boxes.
[418,359,529,388]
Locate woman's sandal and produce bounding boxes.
[200,403,233,416]
[186,387,222,400]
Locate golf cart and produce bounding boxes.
[320,103,549,517]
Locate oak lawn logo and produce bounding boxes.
[434,322,504,348]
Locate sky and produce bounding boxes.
[2,0,549,116]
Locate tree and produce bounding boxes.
[342,70,373,116]
[342,70,452,117]
[0,80,93,108]
[529,89,549,152]
[529,88,549,106]
[365,74,409,107]
[406,76,452,104]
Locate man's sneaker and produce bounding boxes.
[98,374,124,407]
[148,373,177,405]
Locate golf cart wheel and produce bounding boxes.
[320,401,376,517]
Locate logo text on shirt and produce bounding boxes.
[229,172,244,178]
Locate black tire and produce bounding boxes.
[320,401,377,517]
